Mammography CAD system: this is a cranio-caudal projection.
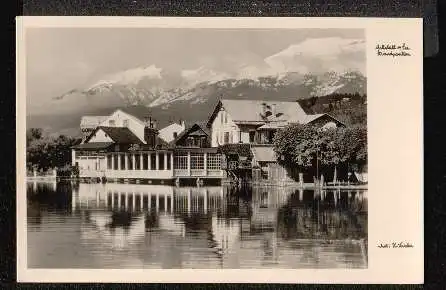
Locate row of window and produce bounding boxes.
[173,153,221,170]
[106,153,222,170]
[106,153,171,170]
[184,136,208,147]
[214,130,277,145]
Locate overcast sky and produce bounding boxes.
[26,28,364,115]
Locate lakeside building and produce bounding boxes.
[71,99,346,185]
[207,99,344,147]
[72,109,225,184]
[207,99,345,184]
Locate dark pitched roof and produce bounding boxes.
[85,126,143,144]
[303,113,346,127]
[140,135,172,150]
[170,123,210,145]
[71,142,114,150]
[206,100,223,128]
[192,121,211,136]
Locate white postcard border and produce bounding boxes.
[16,16,423,284]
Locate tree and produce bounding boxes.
[27,128,43,143]
[273,123,319,170]
[26,128,81,172]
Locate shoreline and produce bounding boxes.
[26,176,368,190]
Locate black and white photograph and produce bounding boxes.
[24,25,368,269]
[17,17,423,283]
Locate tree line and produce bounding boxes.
[26,128,81,174]
[273,123,367,183]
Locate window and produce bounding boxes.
[190,153,204,169]
[135,154,141,170]
[120,154,126,170]
[249,131,255,143]
[113,154,118,170]
[229,132,233,143]
[142,153,148,170]
[268,131,275,143]
[107,155,112,169]
[150,153,156,170]
[123,119,129,127]
[166,153,171,170]
[200,137,207,147]
[159,153,165,170]
[261,163,269,180]
[260,191,268,208]
[186,137,194,147]
[109,120,115,126]
[224,132,229,144]
[127,154,133,170]
[207,153,221,170]
[174,153,188,169]
[173,132,178,139]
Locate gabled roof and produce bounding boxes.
[170,123,210,145]
[207,99,308,127]
[80,116,108,129]
[301,113,325,124]
[159,122,184,133]
[110,109,147,127]
[85,126,143,144]
[117,107,152,122]
[158,123,185,143]
[301,113,346,127]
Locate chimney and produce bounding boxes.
[143,115,158,147]
[180,119,186,130]
[261,103,267,116]
[271,103,277,116]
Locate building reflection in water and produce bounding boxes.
[28,181,367,268]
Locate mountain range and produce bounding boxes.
[28,69,366,137]
[28,37,366,137]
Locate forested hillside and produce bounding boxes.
[298,93,367,126]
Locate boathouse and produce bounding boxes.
[72,110,225,184]
[170,123,225,185]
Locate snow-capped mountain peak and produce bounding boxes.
[54,37,366,109]
[181,66,230,87]
[88,64,163,89]
[264,37,365,75]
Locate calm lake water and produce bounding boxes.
[27,181,367,269]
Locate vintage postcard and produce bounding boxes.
[16,17,423,283]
